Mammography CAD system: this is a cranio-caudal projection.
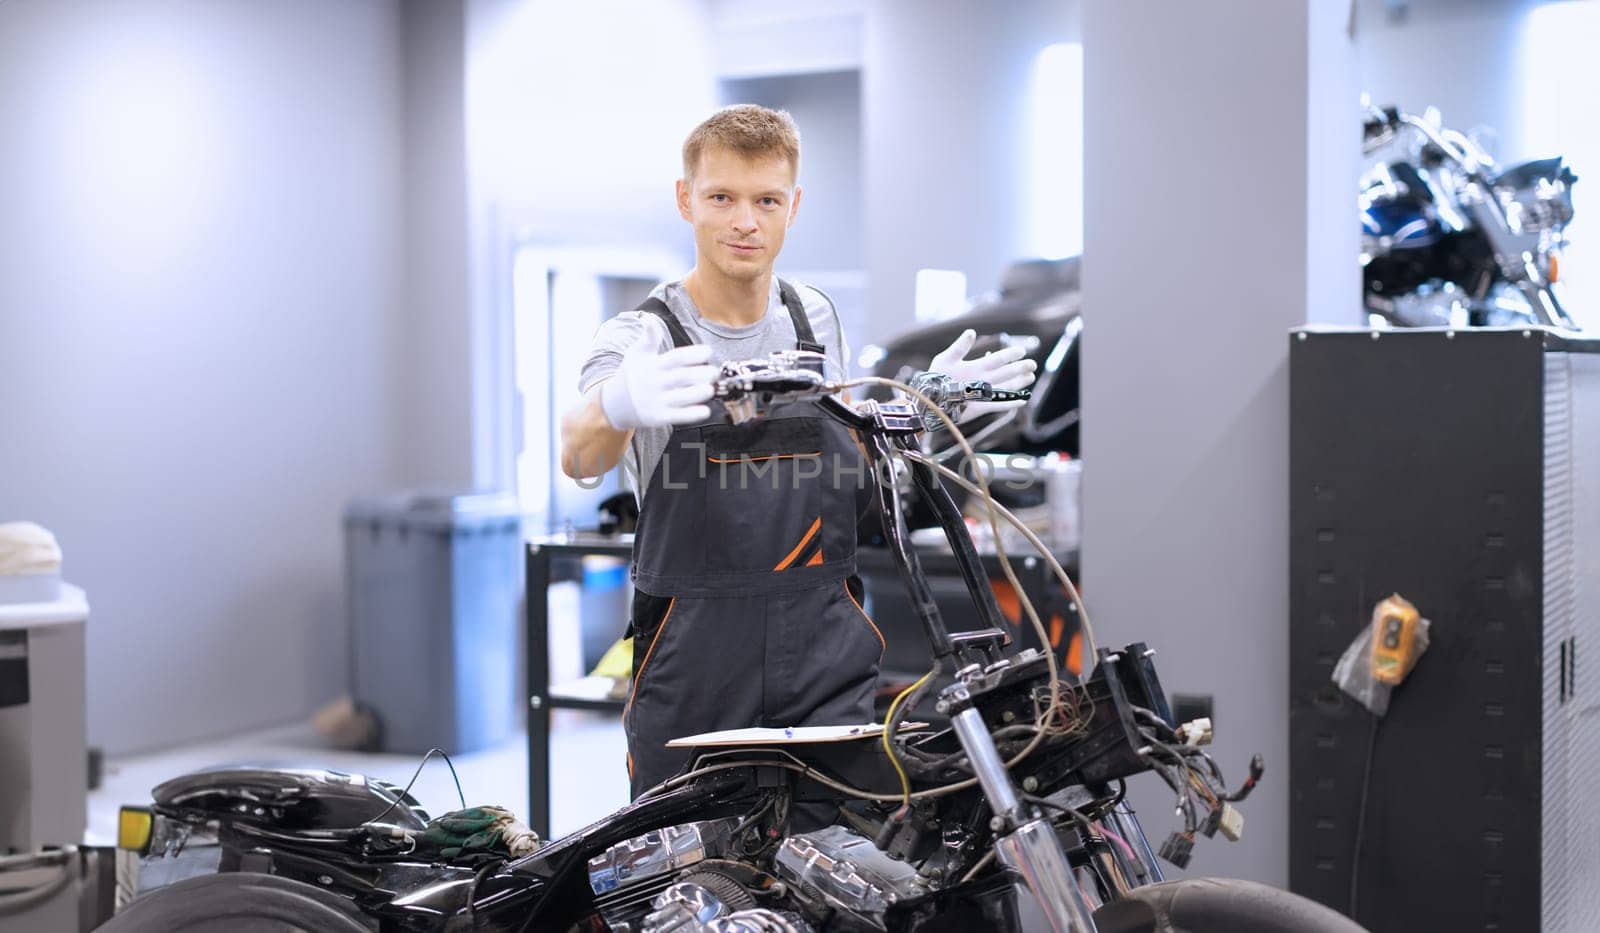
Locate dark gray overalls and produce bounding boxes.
[622,280,883,799]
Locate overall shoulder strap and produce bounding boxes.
[776,278,824,354]
[635,296,695,349]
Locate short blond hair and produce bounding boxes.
[682,104,801,184]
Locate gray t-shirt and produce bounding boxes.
[578,277,849,502]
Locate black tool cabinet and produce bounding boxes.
[1288,327,1600,932]
[524,534,1078,837]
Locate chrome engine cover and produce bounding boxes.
[641,882,814,933]
[772,825,932,926]
[587,819,739,931]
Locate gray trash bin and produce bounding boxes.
[344,492,523,755]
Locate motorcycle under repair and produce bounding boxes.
[104,355,1359,933]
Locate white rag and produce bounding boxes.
[0,522,62,575]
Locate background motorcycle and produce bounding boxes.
[862,257,1082,460]
[102,358,1360,933]
[1361,103,1579,329]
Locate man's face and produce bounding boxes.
[677,146,801,284]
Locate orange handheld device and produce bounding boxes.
[1370,594,1421,685]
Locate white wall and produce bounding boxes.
[465,0,717,253]
[719,71,863,276]
[1311,0,1365,326]
[0,0,409,754]
[710,0,864,80]
[1081,0,1356,885]
[717,69,867,343]
[465,0,719,492]
[862,0,1080,345]
[1356,0,1543,163]
[1522,0,1600,330]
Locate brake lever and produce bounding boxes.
[713,350,834,424]
[908,371,1033,430]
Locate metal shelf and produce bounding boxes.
[547,675,627,712]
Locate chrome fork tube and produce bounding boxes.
[1107,802,1164,884]
[950,707,1097,932]
[950,708,1021,816]
[995,820,1099,932]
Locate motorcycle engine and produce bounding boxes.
[588,821,936,932]
[588,819,741,931]
[771,825,933,928]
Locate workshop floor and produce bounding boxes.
[85,710,629,846]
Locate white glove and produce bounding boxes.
[600,336,718,430]
[926,329,1038,421]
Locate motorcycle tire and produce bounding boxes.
[95,871,377,932]
[1091,877,1365,933]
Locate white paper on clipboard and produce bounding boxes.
[665,723,929,748]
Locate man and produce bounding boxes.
[560,105,1036,799]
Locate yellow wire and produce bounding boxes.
[882,670,935,805]
[1187,769,1220,807]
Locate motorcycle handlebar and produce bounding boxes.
[710,351,1028,427]
[1369,109,1495,181]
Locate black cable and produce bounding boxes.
[1082,788,1124,823]
[1141,733,1206,786]
[1138,725,1235,815]
[900,724,1041,773]
[1223,755,1264,803]
[1159,737,1228,789]
[732,794,776,837]
[0,852,74,918]
[465,857,506,922]
[1349,713,1380,920]
[1143,757,1199,833]
[362,747,467,827]
[1131,706,1178,740]
[1024,791,1146,895]
[1135,707,1232,793]
[774,791,792,838]
[1032,797,1130,889]
[1022,793,1095,833]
